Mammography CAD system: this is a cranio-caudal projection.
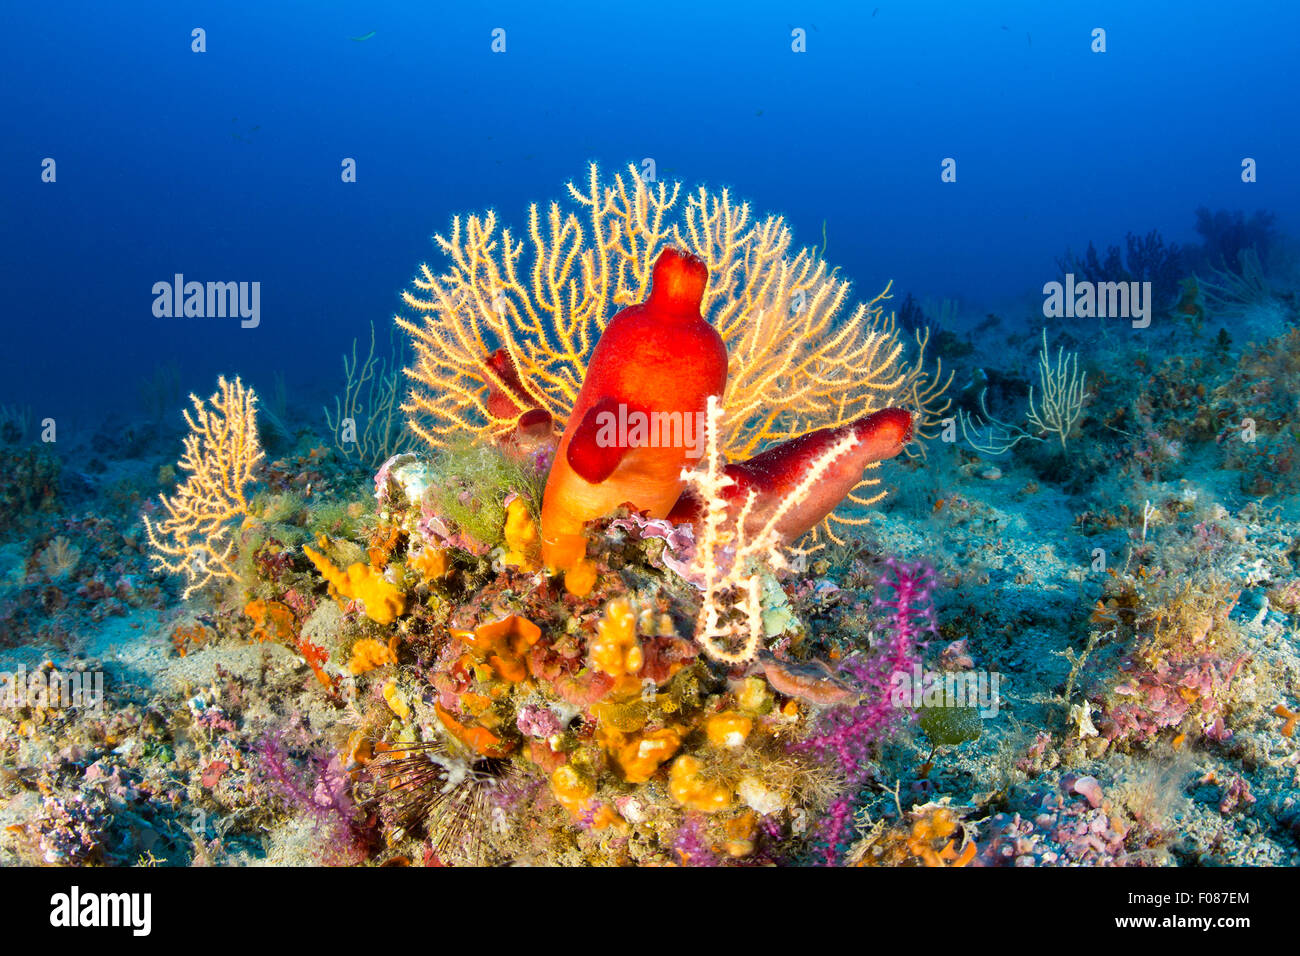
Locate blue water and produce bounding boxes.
[4,0,1297,426]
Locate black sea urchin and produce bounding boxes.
[361,739,521,864]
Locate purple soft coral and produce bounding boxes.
[794,559,935,863]
[673,812,720,867]
[255,735,371,863]
[796,559,934,785]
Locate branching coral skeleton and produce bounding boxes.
[324,322,419,468]
[1200,247,1272,317]
[144,376,263,598]
[1027,329,1088,450]
[685,395,864,664]
[960,329,1086,455]
[37,536,82,578]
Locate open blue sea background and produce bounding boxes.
[3,0,1298,431]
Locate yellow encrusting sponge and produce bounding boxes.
[304,545,407,626]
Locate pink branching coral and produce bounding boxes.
[815,797,856,866]
[254,735,372,864]
[796,559,934,785]
[673,813,720,867]
[795,559,934,863]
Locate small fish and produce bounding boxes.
[350,30,376,42]
[755,108,764,116]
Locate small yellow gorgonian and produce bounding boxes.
[143,376,263,598]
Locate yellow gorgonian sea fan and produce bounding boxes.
[396,163,949,540]
[143,376,263,598]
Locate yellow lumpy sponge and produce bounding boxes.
[501,497,540,571]
[304,545,407,626]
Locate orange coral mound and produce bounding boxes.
[348,636,400,675]
[501,498,540,571]
[435,701,514,758]
[856,805,977,867]
[589,597,643,681]
[367,524,404,567]
[170,622,213,657]
[244,598,335,690]
[453,614,542,683]
[705,712,753,749]
[409,545,449,583]
[245,598,295,644]
[599,725,682,784]
[303,545,407,625]
[903,807,977,867]
[550,765,595,819]
[668,755,732,813]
